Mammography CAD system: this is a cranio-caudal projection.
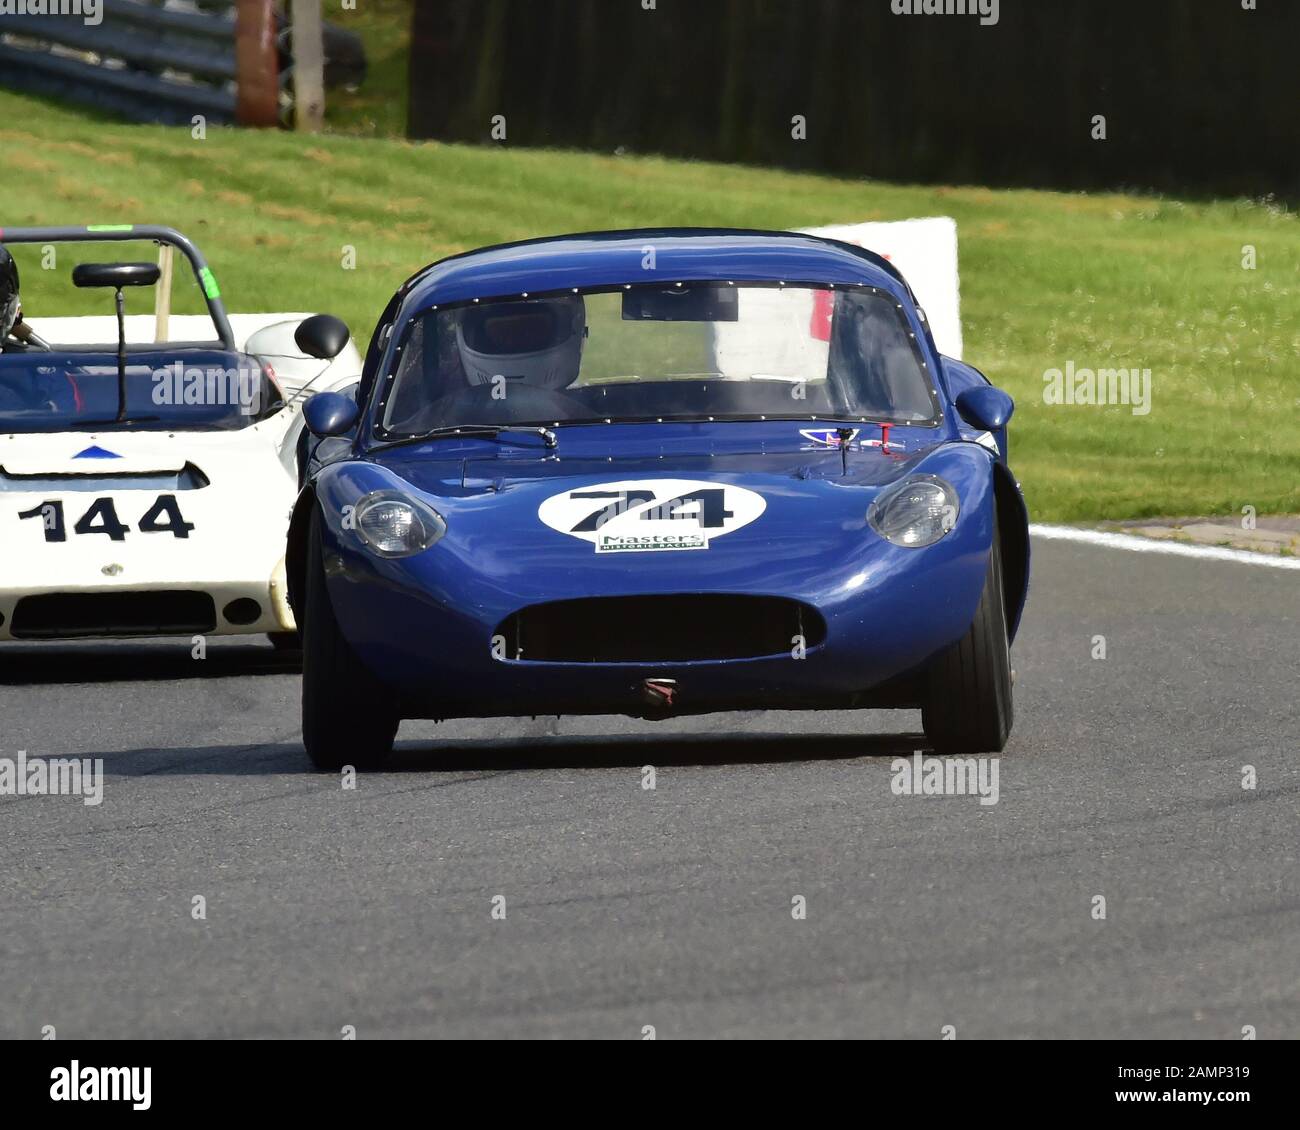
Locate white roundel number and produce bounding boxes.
[537,479,766,553]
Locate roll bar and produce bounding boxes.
[0,224,236,350]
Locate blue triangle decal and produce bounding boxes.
[73,445,122,460]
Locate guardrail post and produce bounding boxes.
[235,0,279,127]
[291,0,326,132]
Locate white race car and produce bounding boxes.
[0,225,360,646]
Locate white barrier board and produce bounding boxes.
[801,217,962,360]
[711,217,963,382]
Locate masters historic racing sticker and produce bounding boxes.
[537,479,766,553]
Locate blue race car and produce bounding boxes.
[287,229,1029,769]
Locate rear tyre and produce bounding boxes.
[301,509,398,771]
[268,631,301,651]
[922,515,1014,754]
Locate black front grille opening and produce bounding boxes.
[498,595,826,663]
[10,592,217,639]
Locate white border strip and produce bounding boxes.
[1030,524,1300,571]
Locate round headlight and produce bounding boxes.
[867,474,959,548]
[353,491,447,557]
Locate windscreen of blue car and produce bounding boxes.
[0,350,281,432]
[376,284,941,437]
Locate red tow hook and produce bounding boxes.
[640,678,678,712]
[877,422,905,459]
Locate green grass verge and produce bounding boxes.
[1,88,1296,522]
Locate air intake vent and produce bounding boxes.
[11,591,216,639]
[0,463,209,492]
[497,594,825,663]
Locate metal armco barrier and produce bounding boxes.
[0,0,338,128]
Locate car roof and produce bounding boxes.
[399,228,916,315]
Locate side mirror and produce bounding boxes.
[303,391,360,437]
[955,386,1015,431]
[295,314,351,360]
[72,262,161,289]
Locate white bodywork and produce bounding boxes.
[0,313,361,641]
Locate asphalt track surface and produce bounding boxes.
[1,534,1296,1039]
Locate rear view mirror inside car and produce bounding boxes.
[622,283,738,322]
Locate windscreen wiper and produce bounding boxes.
[387,424,558,450]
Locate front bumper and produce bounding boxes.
[325,529,992,720]
[0,561,294,641]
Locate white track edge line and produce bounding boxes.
[1028,524,1300,571]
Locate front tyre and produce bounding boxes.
[922,514,1014,754]
[301,509,399,771]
